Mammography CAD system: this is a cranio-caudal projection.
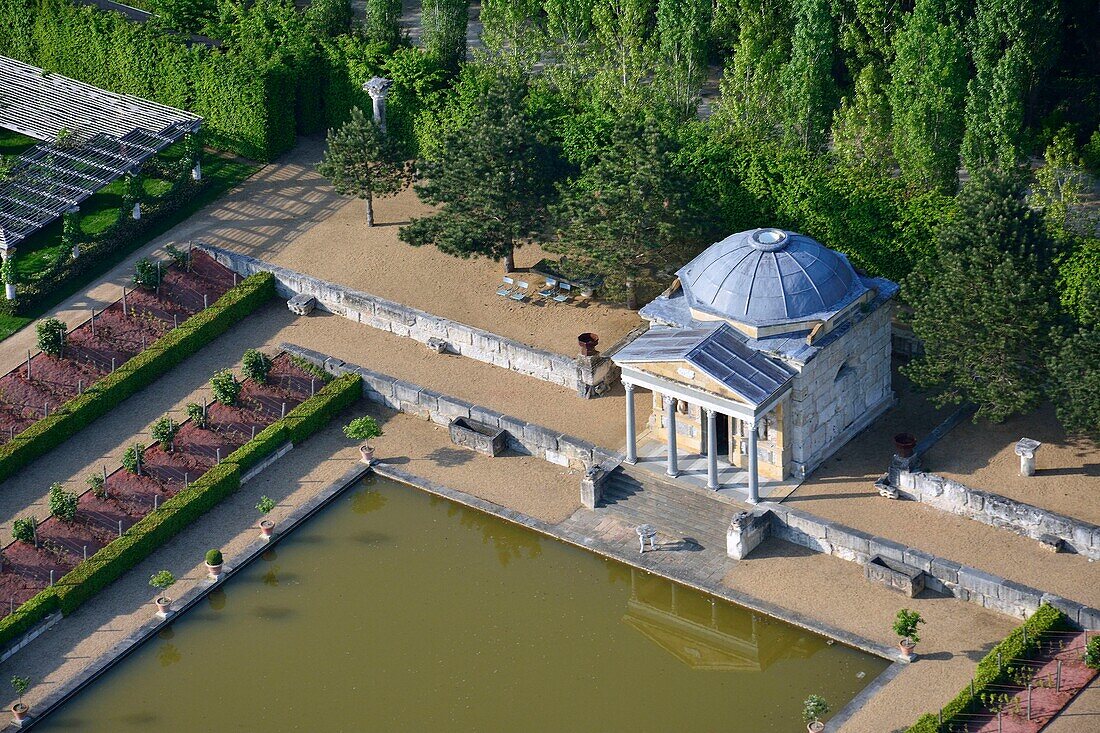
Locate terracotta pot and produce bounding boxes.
[359,444,375,465]
[259,519,274,539]
[807,723,824,733]
[892,432,917,458]
[155,596,172,615]
[11,703,27,722]
[205,561,223,580]
[578,332,599,357]
[899,639,917,660]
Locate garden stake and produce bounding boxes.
[111,357,116,373]
[25,350,31,380]
[1027,684,1031,720]
[233,272,238,286]
[173,314,178,329]
[9,427,14,441]
[281,402,286,419]
[184,473,189,490]
[1056,661,1061,691]
[43,402,48,418]
[203,292,208,309]
[118,520,123,537]
[49,570,54,587]
[252,425,256,440]
[83,545,87,562]
[154,494,159,511]
[77,379,82,395]
[997,712,1002,732]
[122,287,127,316]
[90,309,95,336]
[216,447,221,464]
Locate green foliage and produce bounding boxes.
[779,0,837,150]
[343,415,383,441]
[400,72,556,270]
[61,209,80,255]
[712,0,790,139]
[421,0,469,71]
[86,472,106,499]
[35,317,67,358]
[225,422,288,470]
[151,415,181,448]
[121,172,143,214]
[10,676,29,700]
[905,604,1070,732]
[316,107,409,226]
[1029,128,1092,237]
[241,348,274,384]
[1046,328,1100,439]
[364,0,402,48]
[1057,238,1100,327]
[151,0,217,34]
[11,517,36,543]
[1,254,17,286]
[149,570,176,590]
[48,482,79,522]
[1086,635,1100,670]
[283,373,361,443]
[205,549,224,566]
[210,369,242,406]
[165,243,190,269]
[479,0,543,70]
[186,402,208,428]
[256,495,276,514]
[654,0,710,113]
[122,443,146,474]
[893,609,924,643]
[802,694,829,724]
[831,62,893,172]
[903,170,1058,422]
[131,258,162,289]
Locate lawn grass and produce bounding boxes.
[1,153,258,343]
[0,128,39,156]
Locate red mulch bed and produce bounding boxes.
[0,354,316,616]
[0,250,236,444]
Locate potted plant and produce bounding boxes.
[892,433,917,458]
[149,570,175,616]
[344,416,383,464]
[894,608,925,660]
[10,675,29,723]
[802,694,829,732]
[256,495,276,539]
[205,549,224,579]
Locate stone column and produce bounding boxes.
[746,419,759,504]
[665,396,679,477]
[192,159,202,181]
[624,382,637,464]
[706,408,719,490]
[363,77,395,133]
[132,201,141,220]
[1015,438,1042,477]
[0,247,14,301]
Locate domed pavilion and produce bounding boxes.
[612,228,898,502]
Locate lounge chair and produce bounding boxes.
[496,276,516,297]
[552,281,572,303]
[538,277,559,299]
[510,280,530,301]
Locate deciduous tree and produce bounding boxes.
[1047,328,1100,439]
[779,0,837,150]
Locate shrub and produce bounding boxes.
[165,243,190,269]
[256,495,276,514]
[802,694,829,724]
[1086,635,1100,670]
[10,675,29,702]
[894,609,924,643]
[241,349,273,384]
[121,443,146,475]
[210,370,242,406]
[86,472,107,499]
[343,415,383,441]
[186,402,207,428]
[11,517,36,543]
[149,570,176,590]
[205,549,223,566]
[35,318,67,358]
[151,415,181,449]
[48,482,78,522]
[131,258,162,289]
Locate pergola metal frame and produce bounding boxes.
[0,55,202,253]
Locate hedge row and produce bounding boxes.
[906,604,1074,733]
[0,271,277,481]
[0,371,362,646]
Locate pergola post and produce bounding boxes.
[191,159,202,181]
[706,409,719,490]
[746,419,759,504]
[1,247,14,301]
[624,382,637,464]
[665,396,679,477]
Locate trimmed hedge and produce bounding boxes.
[0,272,277,482]
[905,604,1074,732]
[0,371,362,646]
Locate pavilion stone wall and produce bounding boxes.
[787,303,894,478]
[198,244,618,398]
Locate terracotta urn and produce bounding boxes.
[899,639,917,661]
[155,596,172,615]
[205,561,223,580]
[259,519,274,539]
[807,723,824,733]
[892,433,917,458]
[11,703,28,723]
[359,444,375,465]
[578,332,599,357]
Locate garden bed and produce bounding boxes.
[0,353,317,614]
[0,250,234,445]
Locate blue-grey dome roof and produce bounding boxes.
[676,228,867,327]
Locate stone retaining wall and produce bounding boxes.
[888,466,1100,561]
[198,243,618,397]
[282,343,617,472]
[728,503,1100,629]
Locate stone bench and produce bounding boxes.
[865,555,925,598]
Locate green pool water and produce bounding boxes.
[39,476,888,732]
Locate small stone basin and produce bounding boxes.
[449,417,507,457]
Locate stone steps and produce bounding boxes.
[600,470,730,549]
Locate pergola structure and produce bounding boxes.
[0,55,202,255]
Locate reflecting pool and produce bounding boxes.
[40,476,888,731]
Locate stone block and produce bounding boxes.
[998,580,1042,612]
[958,566,1006,600]
[417,388,441,413]
[358,369,396,401]
[497,414,527,442]
[436,396,472,422]
[469,405,503,430]
[1077,605,1100,631]
[1041,594,1084,625]
[902,548,935,573]
[375,302,417,327]
[543,449,570,467]
[824,525,872,556]
[782,510,829,541]
[393,381,421,405]
[865,556,925,598]
[557,435,596,467]
[930,557,961,585]
[523,423,561,452]
[868,536,907,563]
[1071,524,1095,553]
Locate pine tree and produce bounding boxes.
[399,74,555,271]
[903,170,1059,422]
[548,118,701,309]
[779,0,837,150]
[888,0,967,193]
[316,107,409,227]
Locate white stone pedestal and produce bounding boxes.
[1014,438,1042,477]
